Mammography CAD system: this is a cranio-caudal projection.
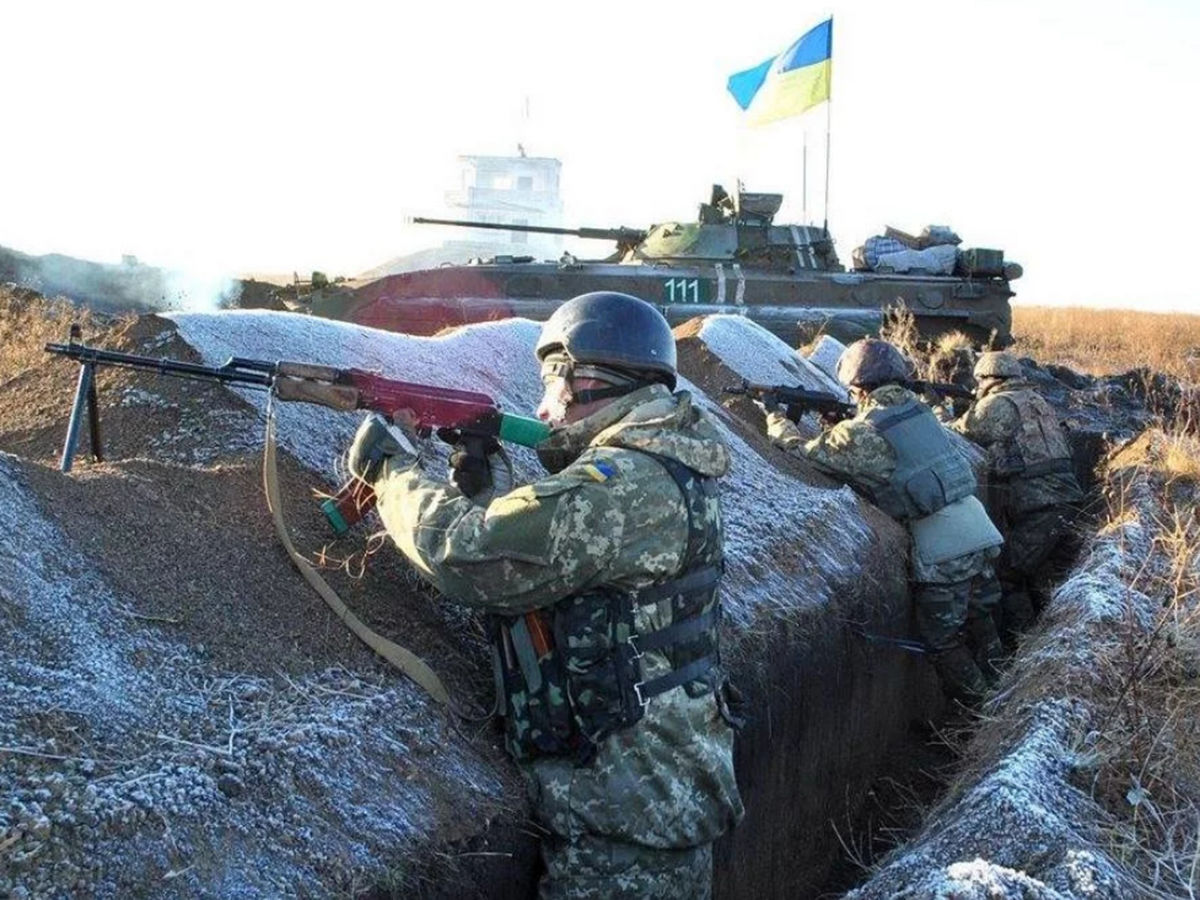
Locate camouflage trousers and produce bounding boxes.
[998,504,1077,633]
[538,832,712,899]
[915,570,1004,698]
[1000,504,1076,582]
[913,572,1002,652]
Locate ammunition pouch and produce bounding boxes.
[490,452,725,766]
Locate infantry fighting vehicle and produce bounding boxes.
[324,186,1015,347]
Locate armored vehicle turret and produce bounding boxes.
[324,185,1015,347]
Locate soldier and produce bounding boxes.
[346,292,743,899]
[763,339,1004,701]
[952,351,1084,636]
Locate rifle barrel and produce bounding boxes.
[44,343,274,388]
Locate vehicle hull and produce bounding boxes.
[318,261,1013,347]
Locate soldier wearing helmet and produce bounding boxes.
[345,292,742,898]
[764,338,1005,701]
[953,351,1083,637]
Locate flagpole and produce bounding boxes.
[823,94,832,234]
[802,130,808,225]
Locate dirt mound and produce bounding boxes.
[0,311,532,897]
[0,445,526,898]
[675,320,839,486]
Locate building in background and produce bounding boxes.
[363,151,564,278]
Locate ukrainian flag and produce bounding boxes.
[727,19,832,127]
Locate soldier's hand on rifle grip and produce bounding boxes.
[757,390,781,414]
[819,409,844,428]
[447,436,503,498]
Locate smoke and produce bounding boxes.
[161,268,243,312]
[5,247,242,314]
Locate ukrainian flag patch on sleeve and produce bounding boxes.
[581,460,618,483]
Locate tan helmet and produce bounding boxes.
[835,339,913,388]
[973,351,1022,380]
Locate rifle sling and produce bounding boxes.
[262,406,451,706]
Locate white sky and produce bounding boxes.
[2,0,1197,311]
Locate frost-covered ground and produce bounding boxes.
[695,315,847,398]
[0,448,507,898]
[2,310,890,897]
[847,468,1172,899]
[169,311,875,626]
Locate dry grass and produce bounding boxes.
[1012,306,1200,383]
[878,303,975,386]
[0,286,107,385]
[1089,444,1200,897]
[1164,432,1200,481]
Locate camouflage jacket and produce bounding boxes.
[374,385,743,849]
[952,379,1083,515]
[767,384,997,583]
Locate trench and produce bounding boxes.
[352,376,1132,899]
[389,522,943,900]
[374,429,1110,900]
[811,428,1108,897]
[0,295,1153,898]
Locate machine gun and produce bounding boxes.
[45,330,550,534]
[723,381,855,423]
[410,216,648,256]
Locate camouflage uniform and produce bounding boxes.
[952,378,1083,632]
[767,384,1004,698]
[373,385,743,898]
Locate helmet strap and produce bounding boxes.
[571,383,648,404]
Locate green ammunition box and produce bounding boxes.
[956,248,1005,277]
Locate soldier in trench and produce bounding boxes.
[951,351,1084,639]
[345,291,743,899]
[762,338,1005,701]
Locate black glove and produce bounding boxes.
[819,408,844,428]
[347,414,416,483]
[446,435,502,498]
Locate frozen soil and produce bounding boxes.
[1,301,896,897]
[0,309,527,898]
[3,284,1188,898]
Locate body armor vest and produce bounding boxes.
[990,389,1074,479]
[490,452,725,766]
[862,398,977,521]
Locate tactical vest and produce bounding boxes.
[862,398,977,521]
[990,389,1075,479]
[489,453,725,766]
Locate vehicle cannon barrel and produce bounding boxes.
[410,216,647,248]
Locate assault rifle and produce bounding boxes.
[909,380,975,402]
[723,381,855,423]
[45,330,550,535]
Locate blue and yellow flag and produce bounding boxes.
[727,19,832,126]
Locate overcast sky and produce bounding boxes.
[3,0,1197,310]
